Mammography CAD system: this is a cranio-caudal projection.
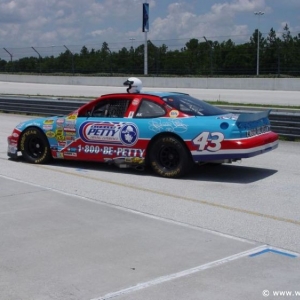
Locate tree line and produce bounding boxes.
[0,24,299,76]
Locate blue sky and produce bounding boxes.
[0,0,299,56]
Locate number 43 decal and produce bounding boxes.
[192,132,224,151]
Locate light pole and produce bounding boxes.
[129,38,136,73]
[143,2,149,75]
[254,11,264,76]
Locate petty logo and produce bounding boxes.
[79,121,138,146]
[120,124,138,146]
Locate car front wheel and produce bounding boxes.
[149,136,193,178]
[20,128,51,164]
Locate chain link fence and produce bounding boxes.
[0,33,299,76]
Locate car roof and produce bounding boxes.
[100,91,190,98]
[141,91,189,97]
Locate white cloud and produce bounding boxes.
[89,28,115,38]
[27,16,49,29]
[148,0,271,43]
[0,0,298,52]
[40,31,58,41]
[211,0,265,13]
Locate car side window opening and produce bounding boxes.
[91,99,130,118]
[162,95,226,116]
[135,99,165,118]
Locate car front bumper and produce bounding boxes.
[7,135,19,159]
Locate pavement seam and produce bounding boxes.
[31,165,300,227]
[0,173,255,244]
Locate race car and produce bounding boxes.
[7,77,278,178]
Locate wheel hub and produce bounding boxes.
[159,146,179,168]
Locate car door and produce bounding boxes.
[123,96,168,153]
[73,95,137,162]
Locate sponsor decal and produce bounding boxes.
[79,121,138,146]
[55,128,65,141]
[66,114,77,120]
[16,122,26,129]
[65,136,75,141]
[44,119,54,125]
[149,119,188,133]
[169,110,179,118]
[12,132,19,138]
[116,147,145,157]
[247,125,270,137]
[132,98,140,106]
[56,118,65,124]
[77,144,145,157]
[65,121,76,126]
[9,138,18,143]
[64,127,76,132]
[46,131,55,138]
[217,114,239,120]
[56,153,64,159]
[43,125,53,130]
[65,131,76,136]
[125,157,144,164]
[128,111,135,118]
[120,124,138,146]
[58,141,67,147]
[64,152,77,157]
[78,145,102,154]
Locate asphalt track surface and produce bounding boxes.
[0,84,300,299]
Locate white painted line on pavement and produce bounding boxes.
[0,173,255,244]
[90,245,268,300]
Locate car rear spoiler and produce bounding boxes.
[236,110,271,123]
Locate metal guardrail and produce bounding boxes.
[1,96,300,140]
[0,96,84,116]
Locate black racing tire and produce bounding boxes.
[20,128,51,164]
[149,136,193,178]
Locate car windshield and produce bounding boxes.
[162,94,227,116]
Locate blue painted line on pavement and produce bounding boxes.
[249,248,297,258]
[76,168,88,172]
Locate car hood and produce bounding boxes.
[15,116,64,131]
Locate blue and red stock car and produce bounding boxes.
[7,78,278,178]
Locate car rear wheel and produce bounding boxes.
[149,136,193,178]
[20,128,51,164]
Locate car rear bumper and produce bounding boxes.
[191,132,279,162]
